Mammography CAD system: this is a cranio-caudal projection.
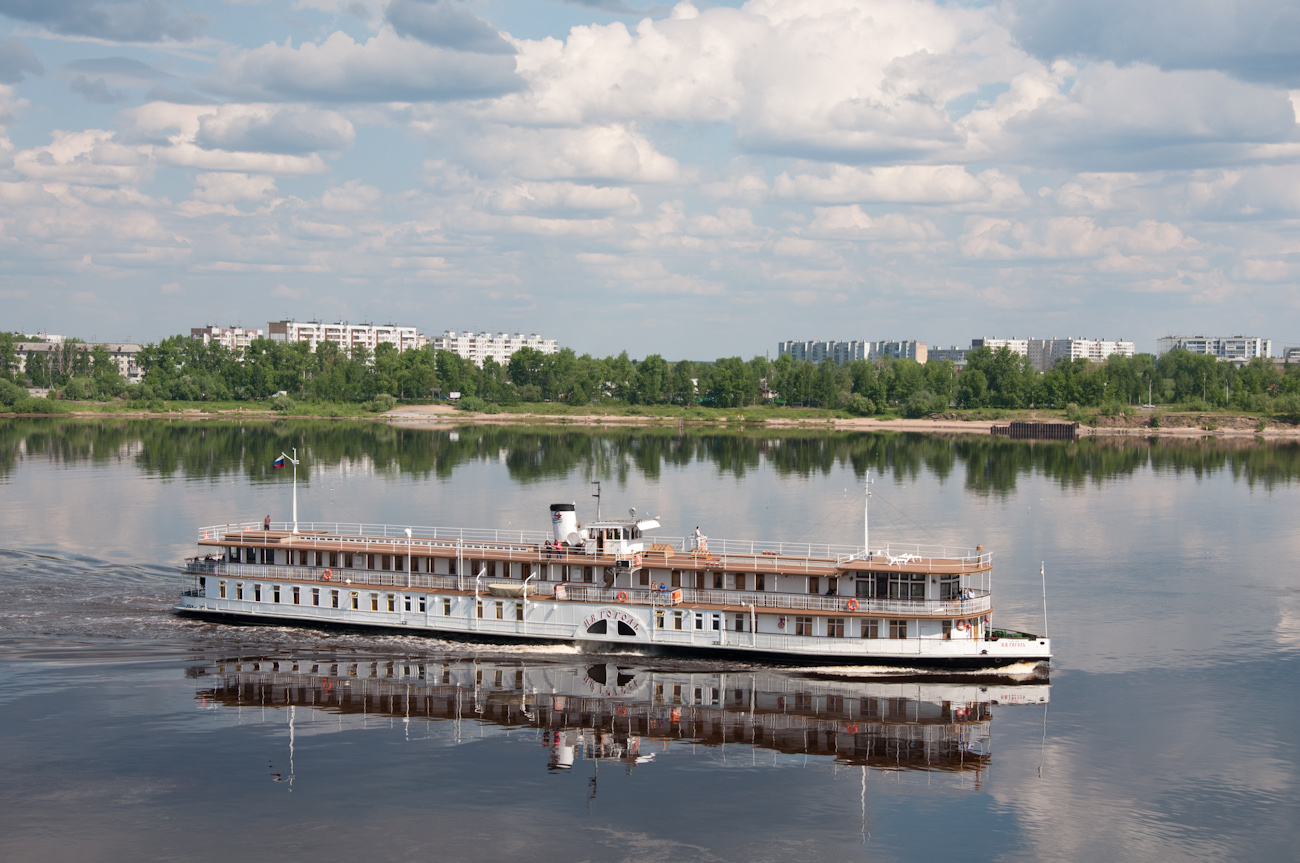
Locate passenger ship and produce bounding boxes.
[177,498,1050,670]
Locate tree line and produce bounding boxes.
[4,330,1300,417]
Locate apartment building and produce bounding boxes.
[190,325,264,352]
[267,321,425,353]
[1155,335,1272,363]
[14,341,143,383]
[972,337,1134,372]
[431,331,559,367]
[778,340,927,364]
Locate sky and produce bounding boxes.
[1,0,1299,358]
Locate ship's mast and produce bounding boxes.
[279,447,301,533]
[864,473,872,558]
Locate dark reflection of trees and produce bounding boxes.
[2,419,1300,493]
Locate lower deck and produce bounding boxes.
[177,564,1050,667]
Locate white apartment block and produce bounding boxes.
[870,340,928,364]
[971,337,1031,356]
[432,331,559,367]
[778,340,869,364]
[1155,335,1272,363]
[1027,338,1135,372]
[15,342,143,383]
[267,321,424,354]
[190,325,264,352]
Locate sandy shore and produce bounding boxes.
[381,405,1300,439]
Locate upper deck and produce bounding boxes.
[195,519,993,576]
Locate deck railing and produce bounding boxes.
[182,562,991,616]
[196,521,992,570]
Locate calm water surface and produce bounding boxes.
[1,419,1297,862]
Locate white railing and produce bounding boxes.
[197,521,992,569]
[185,562,564,596]
[558,585,991,617]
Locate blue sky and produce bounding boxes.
[1,0,1298,357]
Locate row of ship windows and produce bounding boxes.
[213,581,956,639]
[223,550,967,598]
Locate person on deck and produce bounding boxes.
[264,515,271,531]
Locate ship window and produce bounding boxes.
[639,569,649,586]
[673,612,683,630]
[292,587,300,605]
[370,594,379,611]
[888,574,925,600]
[419,596,426,612]
[670,570,681,587]
[476,600,483,619]
[808,577,820,594]
[381,555,391,571]
[713,572,723,589]
[694,613,704,630]
[939,576,960,600]
[495,601,504,620]
[795,616,813,636]
[219,581,226,599]
[331,590,339,608]
[587,619,607,634]
[755,573,765,591]
[404,595,411,612]
[443,598,451,615]
[344,553,354,569]
[387,594,396,612]
[272,585,280,603]
[448,559,457,576]
[236,583,244,600]
[312,588,320,606]
[584,566,594,583]
[655,610,665,629]
[298,550,308,566]
[395,556,404,572]
[734,614,746,632]
[515,603,523,621]
[735,573,746,591]
[315,552,323,567]
[942,619,952,639]
[827,618,844,638]
[712,614,720,631]
[889,619,908,639]
[351,592,359,610]
[330,552,338,568]
[695,572,705,590]
[618,620,637,636]
[861,619,878,639]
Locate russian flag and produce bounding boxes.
[272,455,286,469]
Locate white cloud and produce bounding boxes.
[775,165,1025,208]
[192,172,278,204]
[210,27,521,103]
[960,216,1195,261]
[460,124,680,183]
[483,181,640,215]
[12,129,152,187]
[195,106,355,154]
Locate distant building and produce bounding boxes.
[778,340,927,364]
[971,337,1134,372]
[870,340,927,364]
[1284,347,1300,361]
[1027,338,1135,373]
[1155,335,1272,363]
[928,346,969,367]
[190,325,264,352]
[267,321,424,354]
[432,331,559,367]
[15,342,143,383]
[778,340,869,364]
[971,337,1030,356]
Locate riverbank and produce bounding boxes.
[8,402,1300,439]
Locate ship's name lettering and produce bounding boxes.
[582,608,642,633]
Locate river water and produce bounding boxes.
[0,419,1297,862]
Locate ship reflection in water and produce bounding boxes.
[191,657,1049,787]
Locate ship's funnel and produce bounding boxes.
[550,503,579,545]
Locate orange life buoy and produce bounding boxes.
[322,679,332,691]
[956,618,968,631]
[846,723,859,734]
[984,616,991,626]
[616,591,628,603]
[846,598,859,611]
[322,569,333,581]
